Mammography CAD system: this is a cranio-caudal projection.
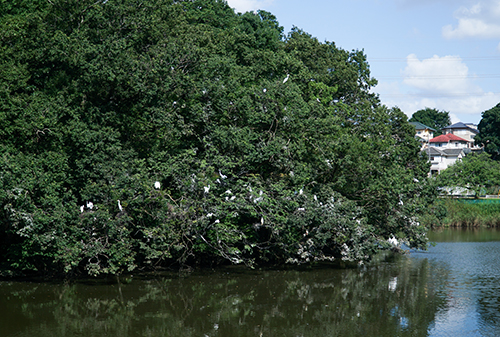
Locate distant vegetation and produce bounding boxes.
[0,0,434,278]
[475,103,500,160]
[422,199,500,228]
[409,108,451,137]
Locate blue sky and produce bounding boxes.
[226,0,500,124]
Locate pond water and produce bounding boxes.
[2,228,500,337]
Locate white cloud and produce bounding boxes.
[402,54,477,94]
[380,92,499,124]
[443,0,500,39]
[375,54,500,123]
[226,0,274,13]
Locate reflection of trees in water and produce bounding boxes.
[475,276,500,337]
[1,255,447,337]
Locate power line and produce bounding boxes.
[369,56,500,62]
[376,74,500,80]
[378,92,500,98]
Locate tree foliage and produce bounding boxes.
[475,103,500,160]
[0,0,433,277]
[409,108,451,136]
[436,152,500,197]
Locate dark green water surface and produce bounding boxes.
[2,228,500,337]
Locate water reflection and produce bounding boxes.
[428,227,500,242]
[1,255,446,337]
[4,231,500,337]
[413,238,500,337]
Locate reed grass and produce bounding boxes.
[423,199,500,228]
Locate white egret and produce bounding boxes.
[263,88,267,93]
[388,236,398,246]
[299,189,303,195]
[283,74,289,83]
[86,201,94,210]
[154,181,161,189]
[219,170,227,179]
[117,200,123,212]
[204,185,210,193]
[80,205,84,213]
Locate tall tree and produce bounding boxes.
[409,108,451,136]
[0,0,433,277]
[475,103,500,160]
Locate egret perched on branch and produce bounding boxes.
[86,201,94,210]
[154,181,161,189]
[283,74,290,83]
[204,185,210,194]
[117,200,123,212]
[80,205,84,213]
[219,170,227,179]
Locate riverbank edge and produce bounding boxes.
[0,249,404,282]
[425,198,500,228]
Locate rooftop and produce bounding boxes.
[409,121,436,132]
[423,147,466,156]
[429,133,469,143]
[442,122,479,134]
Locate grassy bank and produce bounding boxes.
[422,198,500,228]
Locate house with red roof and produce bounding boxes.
[425,133,470,175]
[410,121,482,174]
[429,133,470,149]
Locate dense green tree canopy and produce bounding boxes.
[409,108,451,136]
[0,0,432,277]
[436,152,500,197]
[475,103,500,160]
